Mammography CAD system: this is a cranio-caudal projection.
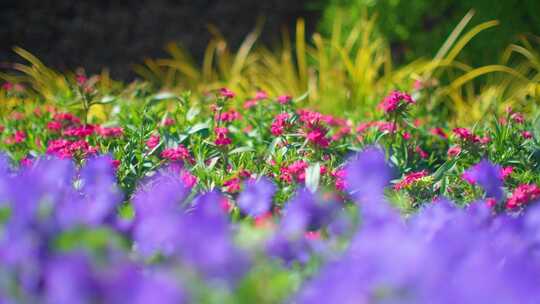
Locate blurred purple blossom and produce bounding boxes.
[237,177,276,217]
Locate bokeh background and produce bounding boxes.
[2,0,539,79]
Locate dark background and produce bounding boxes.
[0,0,319,80]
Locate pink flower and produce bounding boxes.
[511,113,525,124]
[415,146,429,159]
[5,131,26,145]
[46,139,97,159]
[54,113,81,125]
[146,134,160,149]
[500,166,513,180]
[243,99,258,109]
[216,110,241,122]
[506,184,540,209]
[430,127,447,139]
[20,157,33,167]
[332,169,346,191]
[447,146,461,158]
[486,197,497,208]
[270,113,290,136]
[162,118,175,127]
[402,132,412,140]
[522,131,533,139]
[254,212,274,229]
[161,145,191,162]
[10,112,25,121]
[47,121,63,132]
[219,87,235,99]
[2,82,14,91]
[378,91,415,114]
[394,170,428,190]
[111,159,121,169]
[462,171,476,185]
[180,170,197,188]
[277,95,292,105]
[255,91,268,100]
[356,122,371,134]
[376,121,397,133]
[215,127,232,146]
[223,177,241,193]
[453,128,479,142]
[96,127,123,138]
[63,125,95,138]
[306,127,330,148]
[76,74,88,86]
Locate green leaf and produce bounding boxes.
[229,146,255,155]
[188,122,210,134]
[294,90,310,103]
[305,162,320,193]
[186,106,200,121]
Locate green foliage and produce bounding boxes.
[318,0,540,66]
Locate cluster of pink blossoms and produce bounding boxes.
[46,138,98,159]
[270,113,290,136]
[215,110,241,123]
[378,91,415,114]
[243,90,269,109]
[219,87,236,99]
[160,145,192,163]
[215,127,232,146]
[146,134,160,149]
[394,170,429,190]
[506,184,540,209]
[5,130,26,145]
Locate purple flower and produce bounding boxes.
[237,177,276,217]
[345,147,393,203]
[44,253,98,304]
[280,188,337,238]
[266,233,312,266]
[176,192,251,285]
[463,159,503,201]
